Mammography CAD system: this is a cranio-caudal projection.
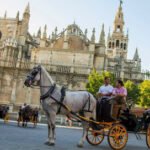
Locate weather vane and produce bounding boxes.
[120,0,123,6]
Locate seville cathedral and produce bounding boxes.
[0,2,145,110]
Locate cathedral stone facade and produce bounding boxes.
[0,2,144,111]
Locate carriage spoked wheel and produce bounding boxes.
[108,124,128,150]
[146,124,150,148]
[86,128,104,146]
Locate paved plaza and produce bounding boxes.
[0,120,149,150]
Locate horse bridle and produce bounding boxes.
[24,66,57,101]
[25,66,54,88]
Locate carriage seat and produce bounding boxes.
[108,96,126,119]
[111,104,126,119]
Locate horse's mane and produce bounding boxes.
[41,65,54,84]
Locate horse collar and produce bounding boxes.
[40,84,56,100]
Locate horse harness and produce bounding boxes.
[40,84,92,115]
[40,84,66,114]
[79,93,92,116]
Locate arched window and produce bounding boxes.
[124,43,126,50]
[109,42,111,48]
[112,42,114,48]
[121,43,123,48]
[73,28,76,33]
[116,40,119,47]
[116,25,121,32]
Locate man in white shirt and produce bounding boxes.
[96,77,114,122]
[98,79,113,99]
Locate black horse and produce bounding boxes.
[0,105,9,122]
[18,106,39,127]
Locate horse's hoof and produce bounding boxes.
[44,141,49,145]
[77,143,83,148]
[44,141,55,146]
[49,143,55,146]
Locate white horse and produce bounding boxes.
[24,65,96,147]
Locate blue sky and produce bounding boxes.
[0,0,149,70]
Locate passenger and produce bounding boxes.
[110,80,127,119]
[96,77,114,122]
[112,80,127,105]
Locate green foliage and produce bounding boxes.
[86,69,115,97]
[86,69,150,107]
[124,80,140,104]
[138,80,150,107]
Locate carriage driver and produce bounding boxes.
[96,77,114,122]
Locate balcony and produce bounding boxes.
[0,59,91,75]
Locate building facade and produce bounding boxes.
[0,2,145,110]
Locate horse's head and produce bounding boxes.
[24,65,41,87]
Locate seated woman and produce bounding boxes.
[111,80,127,118]
[112,80,127,104]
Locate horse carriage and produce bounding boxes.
[85,99,150,149]
[17,105,39,127]
[0,105,9,123]
[24,65,150,150]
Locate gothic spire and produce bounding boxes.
[4,11,7,18]
[107,27,111,40]
[37,27,41,38]
[43,25,47,39]
[113,0,124,33]
[16,11,19,20]
[55,27,58,36]
[133,48,140,61]
[99,23,105,46]
[51,32,55,40]
[84,29,87,39]
[24,2,30,14]
[91,28,95,43]
[120,0,123,7]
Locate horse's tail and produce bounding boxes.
[93,107,96,120]
[89,93,97,120]
[92,99,96,120]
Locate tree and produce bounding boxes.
[138,80,150,107]
[86,69,115,97]
[124,80,140,104]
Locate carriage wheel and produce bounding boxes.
[146,124,150,148]
[86,128,104,145]
[4,114,9,123]
[108,124,128,150]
